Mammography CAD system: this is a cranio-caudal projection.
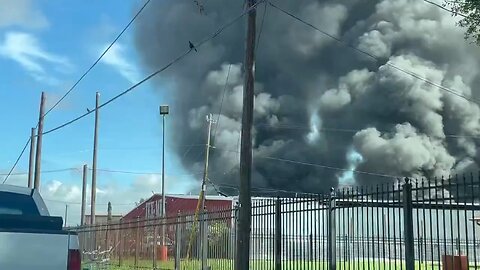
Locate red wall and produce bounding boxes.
[122,194,232,221]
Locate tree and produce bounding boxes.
[208,222,231,258]
[445,0,480,44]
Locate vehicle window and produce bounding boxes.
[0,192,39,215]
[0,207,22,215]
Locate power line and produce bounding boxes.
[206,177,229,197]
[423,0,468,18]
[249,185,317,196]
[256,1,268,53]
[43,0,152,117]
[212,64,232,141]
[1,167,203,177]
[43,198,137,206]
[2,0,153,185]
[182,143,203,158]
[267,1,480,105]
[92,168,203,176]
[1,168,78,177]
[49,144,206,157]
[2,138,31,184]
[210,146,400,179]
[212,181,319,196]
[260,156,400,179]
[42,50,191,135]
[207,174,320,196]
[256,123,480,139]
[211,121,480,139]
[42,1,264,136]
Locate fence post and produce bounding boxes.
[105,224,109,253]
[82,227,87,261]
[201,207,208,270]
[153,219,158,269]
[275,198,282,270]
[175,214,181,270]
[231,202,239,263]
[403,178,415,270]
[135,217,140,268]
[90,224,95,253]
[119,221,123,266]
[328,188,336,270]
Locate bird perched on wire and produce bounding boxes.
[87,108,91,113]
[189,41,197,52]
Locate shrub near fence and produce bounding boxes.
[69,173,480,270]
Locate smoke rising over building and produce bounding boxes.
[134,0,480,192]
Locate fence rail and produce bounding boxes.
[69,173,480,270]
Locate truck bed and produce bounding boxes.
[0,185,80,270]
[0,229,79,270]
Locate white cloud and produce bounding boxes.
[0,0,48,29]
[101,43,140,83]
[1,171,196,226]
[0,32,71,84]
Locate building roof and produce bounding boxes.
[156,194,233,201]
[122,194,233,220]
[85,214,122,218]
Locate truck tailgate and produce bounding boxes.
[0,230,77,270]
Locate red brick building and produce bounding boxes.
[121,194,233,221]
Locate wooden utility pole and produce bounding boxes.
[90,92,100,225]
[236,1,256,270]
[81,164,88,225]
[34,92,46,190]
[200,114,215,270]
[27,127,36,188]
[201,114,215,210]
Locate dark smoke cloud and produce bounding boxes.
[134,0,480,193]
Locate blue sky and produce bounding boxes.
[0,0,198,222]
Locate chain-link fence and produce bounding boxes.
[71,207,235,270]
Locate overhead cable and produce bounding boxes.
[423,0,468,18]
[2,138,31,184]
[268,1,480,105]
[3,0,153,184]
[42,1,264,136]
[43,0,153,117]
[210,147,400,179]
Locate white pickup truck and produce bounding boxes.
[0,185,81,270]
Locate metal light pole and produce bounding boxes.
[159,104,169,261]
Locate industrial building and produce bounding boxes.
[121,194,233,221]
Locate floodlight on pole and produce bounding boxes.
[159,104,169,261]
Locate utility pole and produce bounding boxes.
[91,92,100,226]
[27,127,36,188]
[64,204,68,227]
[81,164,88,225]
[236,0,256,269]
[201,114,215,211]
[200,114,215,270]
[34,92,46,190]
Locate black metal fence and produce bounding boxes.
[70,173,480,269]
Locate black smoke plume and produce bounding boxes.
[134,0,480,193]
